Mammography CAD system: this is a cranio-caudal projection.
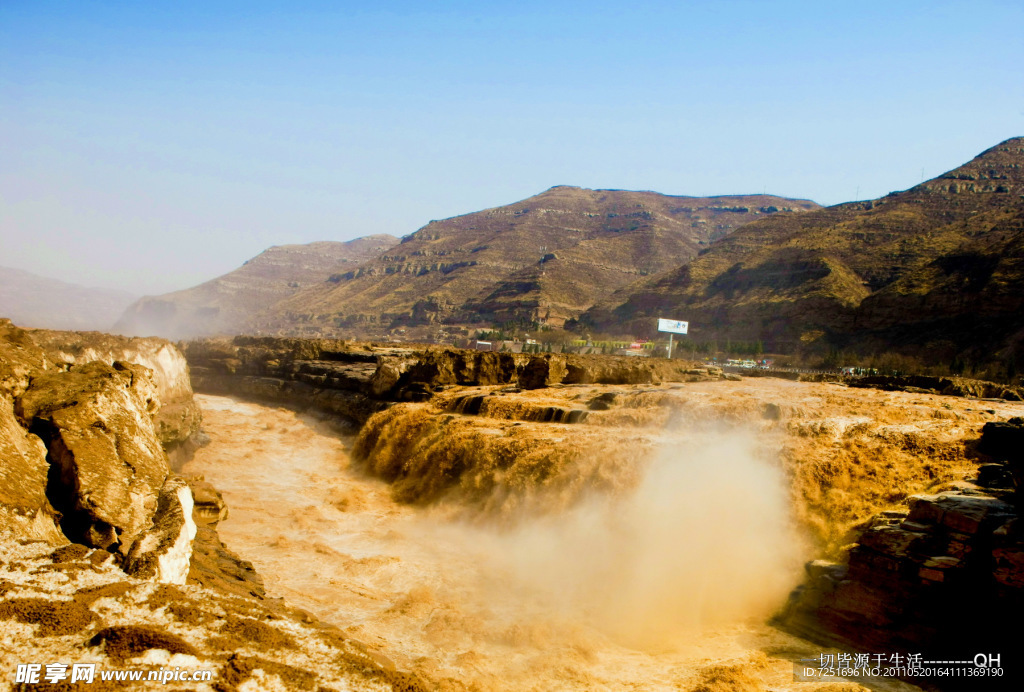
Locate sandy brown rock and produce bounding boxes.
[0,397,64,544]
[27,329,203,466]
[15,361,169,553]
[122,476,197,584]
[0,538,429,691]
[0,319,52,400]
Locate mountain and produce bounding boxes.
[580,137,1024,362]
[0,266,137,331]
[115,235,399,339]
[249,186,819,338]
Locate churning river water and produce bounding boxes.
[183,394,921,692]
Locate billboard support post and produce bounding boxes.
[667,333,673,359]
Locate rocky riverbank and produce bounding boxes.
[0,319,425,690]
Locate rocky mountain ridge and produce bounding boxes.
[0,266,137,332]
[244,187,819,337]
[115,235,400,340]
[580,137,1024,366]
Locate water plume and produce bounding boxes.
[427,426,802,650]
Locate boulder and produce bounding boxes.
[0,319,52,399]
[122,475,197,584]
[15,361,169,554]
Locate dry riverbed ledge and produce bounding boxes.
[1,323,1022,690]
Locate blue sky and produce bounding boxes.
[2,1,1022,294]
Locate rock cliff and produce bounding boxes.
[182,336,721,428]
[25,328,203,468]
[0,319,202,580]
[780,419,1023,689]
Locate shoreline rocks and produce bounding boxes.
[779,418,1024,690]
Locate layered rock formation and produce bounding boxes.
[249,187,818,338]
[182,336,722,428]
[581,137,1024,363]
[115,235,400,340]
[780,419,1023,689]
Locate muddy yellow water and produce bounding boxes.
[185,394,922,691]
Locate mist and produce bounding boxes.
[425,427,802,650]
[185,395,807,689]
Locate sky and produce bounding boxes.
[2,1,1022,295]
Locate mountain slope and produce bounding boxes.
[251,186,819,337]
[581,137,1024,356]
[115,235,399,339]
[850,206,1024,359]
[0,266,137,331]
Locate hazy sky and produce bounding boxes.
[2,1,1022,295]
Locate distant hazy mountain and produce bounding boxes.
[580,136,1024,361]
[0,266,137,331]
[250,186,819,338]
[115,235,400,339]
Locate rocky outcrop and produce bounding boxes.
[122,476,197,585]
[182,336,720,425]
[27,328,203,468]
[780,418,1023,689]
[0,537,428,691]
[850,374,1024,401]
[15,361,169,554]
[0,319,207,583]
[0,397,64,544]
[183,475,266,600]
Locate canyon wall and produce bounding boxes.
[779,419,1023,689]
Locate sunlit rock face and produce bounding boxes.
[0,319,204,559]
[15,360,169,554]
[26,329,203,467]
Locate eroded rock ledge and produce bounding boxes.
[780,418,1024,690]
[181,335,721,427]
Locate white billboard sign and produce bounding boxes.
[657,318,688,335]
